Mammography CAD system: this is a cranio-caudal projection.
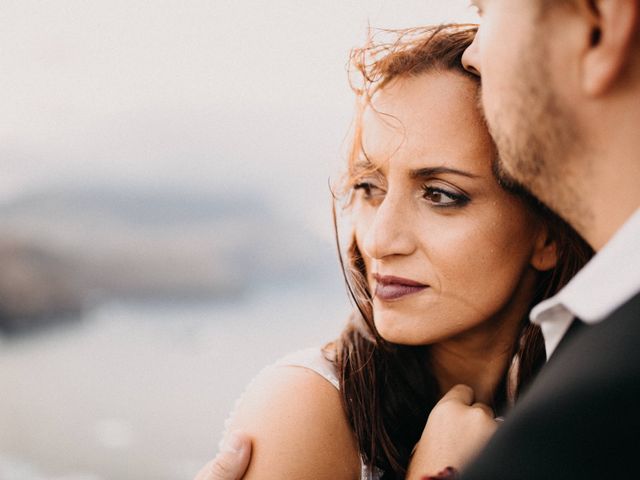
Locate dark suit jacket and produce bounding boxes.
[461,292,640,479]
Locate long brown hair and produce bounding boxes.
[331,24,594,479]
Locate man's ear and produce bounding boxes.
[582,0,640,96]
[531,227,558,272]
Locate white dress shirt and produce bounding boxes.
[530,207,640,359]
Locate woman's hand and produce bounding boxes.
[406,385,499,479]
[194,431,252,480]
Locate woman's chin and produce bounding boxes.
[375,317,430,346]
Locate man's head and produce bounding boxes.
[462,0,640,249]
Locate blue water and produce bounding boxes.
[0,281,351,480]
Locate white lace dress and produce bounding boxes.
[222,347,383,480]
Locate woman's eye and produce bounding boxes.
[353,182,384,200]
[422,186,469,207]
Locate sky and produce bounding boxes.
[1,0,479,238]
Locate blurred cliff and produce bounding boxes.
[0,186,334,333]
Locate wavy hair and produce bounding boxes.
[331,24,594,479]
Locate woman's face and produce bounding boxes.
[351,71,548,346]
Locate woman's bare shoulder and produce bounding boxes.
[223,363,361,480]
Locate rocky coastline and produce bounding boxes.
[0,187,333,334]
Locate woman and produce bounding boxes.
[218,25,592,480]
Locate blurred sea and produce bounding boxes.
[0,280,350,480]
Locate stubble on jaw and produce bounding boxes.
[475,38,593,235]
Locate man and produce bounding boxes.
[199,0,640,477]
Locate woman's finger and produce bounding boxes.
[471,402,495,418]
[439,384,475,406]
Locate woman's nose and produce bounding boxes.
[361,194,416,260]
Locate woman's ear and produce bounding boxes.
[531,227,559,272]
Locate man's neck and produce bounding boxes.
[561,147,640,252]
[552,96,640,251]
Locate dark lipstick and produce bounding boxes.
[373,274,428,301]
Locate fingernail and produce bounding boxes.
[221,432,244,453]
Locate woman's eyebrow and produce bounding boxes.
[410,166,479,179]
[352,157,381,174]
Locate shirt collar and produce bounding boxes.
[531,207,640,358]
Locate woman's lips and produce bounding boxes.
[373,274,428,301]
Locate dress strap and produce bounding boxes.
[274,347,339,389]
